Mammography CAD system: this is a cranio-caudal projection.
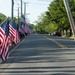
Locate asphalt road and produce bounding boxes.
[0,34,75,75]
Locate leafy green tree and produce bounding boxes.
[35,0,75,36]
[0,13,7,24]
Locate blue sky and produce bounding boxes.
[0,0,53,24]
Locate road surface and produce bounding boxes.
[0,34,75,75]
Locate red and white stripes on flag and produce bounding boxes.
[1,36,10,60]
[0,29,10,61]
[15,30,20,44]
[0,19,10,61]
[9,20,20,44]
[9,25,17,44]
[0,27,5,45]
[0,27,5,55]
[24,24,28,33]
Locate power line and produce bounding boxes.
[37,0,51,2]
[29,2,50,5]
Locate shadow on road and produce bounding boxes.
[0,35,75,75]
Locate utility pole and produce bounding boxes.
[11,0,14,19]
[24,2,26,17]
[18,7,19,30]
[63,0,75,40]
[21,0,22,17]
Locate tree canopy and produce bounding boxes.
[34,0,75,36]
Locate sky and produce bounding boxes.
[0,0,53,24]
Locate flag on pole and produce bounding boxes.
[27,26,33,34]
[0,19,10,60]
[20,15,29,34]
[19,22,25,35]
[9,19,20,44]
[19,15,26,35]
[20,15,25,23]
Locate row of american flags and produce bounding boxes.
[0,15,33,61]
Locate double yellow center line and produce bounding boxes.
[43,36,67,48]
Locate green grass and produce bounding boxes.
[61,35,74,39]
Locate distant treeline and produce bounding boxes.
[0,13,34,31]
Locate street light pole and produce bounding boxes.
[63,0,75,40]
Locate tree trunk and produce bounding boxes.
[66,29,68,37]
[69,29,72,37]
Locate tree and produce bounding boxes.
[35,0,75,36]
[0,13,7,24]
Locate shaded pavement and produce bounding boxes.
[0,34,75,75]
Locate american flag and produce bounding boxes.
[27,27,33,34]
[19,15,26,35]
[22,22,28,34]
[19,22,25,35]
[20,15,29,34]
[9,19,20,44]
[20,15,25,23]
[0,19,10,60]
[24,23,29,34]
